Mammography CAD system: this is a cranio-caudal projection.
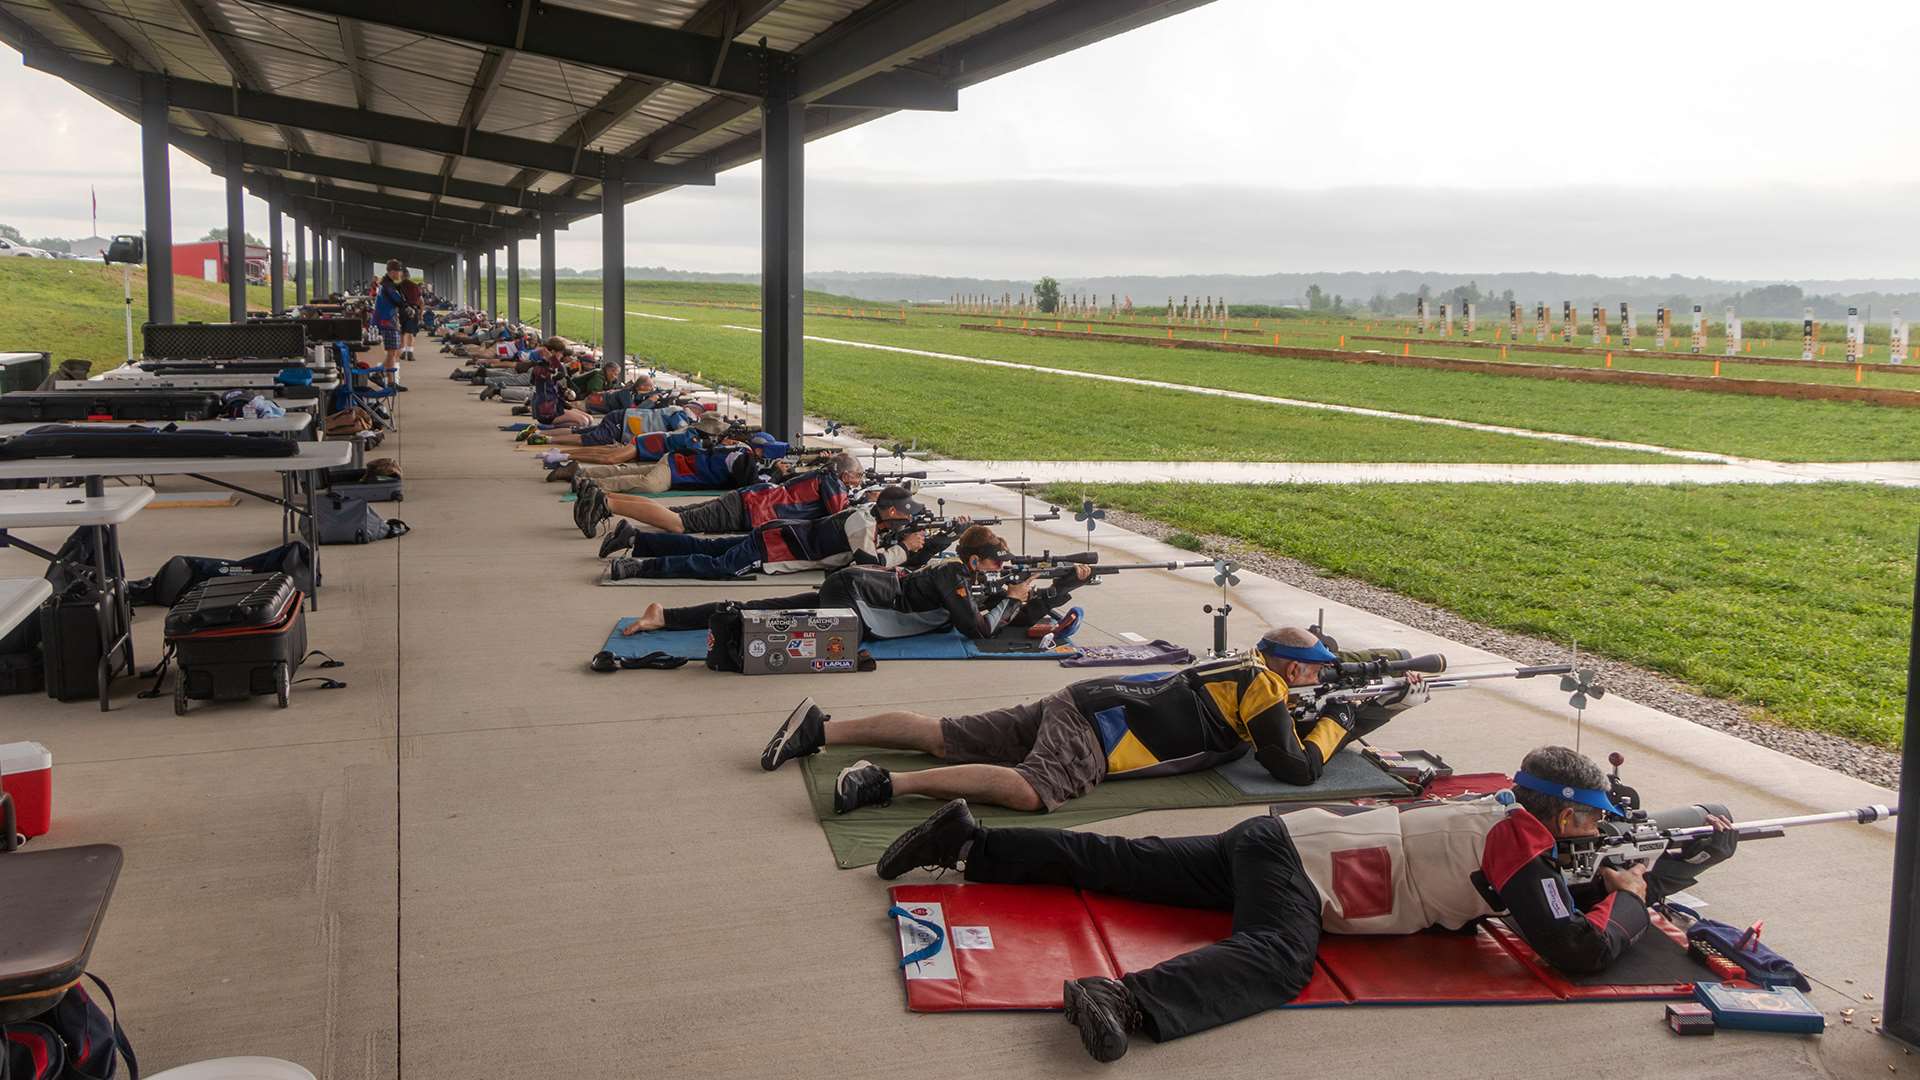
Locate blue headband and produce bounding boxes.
[1256,638,1339,664]
[1511,770,1625,818]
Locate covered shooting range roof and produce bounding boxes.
[0,0,1210,250]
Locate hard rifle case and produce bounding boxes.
[0,389,225,422]
[163,572,306,712]
[143,321,306,361]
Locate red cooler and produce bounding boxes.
[0,741,52,838]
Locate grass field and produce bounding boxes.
[0,259,269,372]
[1051,482,1920,747]
[528,293,1654,464]
[528,281,1920,463]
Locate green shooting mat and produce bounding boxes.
[800,743,1409,869]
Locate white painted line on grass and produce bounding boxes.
[550,299,688,322]
[714,323,1741,465]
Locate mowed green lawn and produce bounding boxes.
[1054,481,1919,747]
[531,280,1920,463]
[0,259,270,373]
[527,291,1660,465]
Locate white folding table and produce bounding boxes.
[0,442,352,613]
[0,487,154,710]
[0,577,52,638]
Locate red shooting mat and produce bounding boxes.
[889,883,1705,1012]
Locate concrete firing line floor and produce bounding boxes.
[440,364,1907,1078]
[8,356,1910,1078]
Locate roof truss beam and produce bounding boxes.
[791,0,1020,104]
[169,131,601,215]
[19,50,717,186]
[252,0,776,97]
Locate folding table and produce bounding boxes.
[0,442,352,618]
[0,487,153,709]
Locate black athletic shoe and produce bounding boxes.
[1062,977,1137,1063]
[608,557,657,581]
[598,519,638,559]
[578,488,609,539]
[833,760,892,815]
[761,697,828,771]
[875,798,979,880]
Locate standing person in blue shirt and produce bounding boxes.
[372,259,409,370]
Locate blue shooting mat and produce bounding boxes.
[604,620,1075,662]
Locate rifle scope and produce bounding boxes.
[1325,653,1448,682]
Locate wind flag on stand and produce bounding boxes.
[1846,307,1864,364]
[1689,305,1705,355]
[1725,309,1742,356]
[1620,302,1633,349]
[1801,307,1816,361]
[1892,311,1908,364]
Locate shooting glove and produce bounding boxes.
[1387,678,1431,709]
[1315,699,1358,733]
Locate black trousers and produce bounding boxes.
[963,816,1321,1041]
[662,591,821,630]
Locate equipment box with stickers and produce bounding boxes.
[142,320,305,361]
[740,608,862,675]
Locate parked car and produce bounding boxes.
[0,238,54,258]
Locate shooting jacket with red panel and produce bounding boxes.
[738,470,851,528]
[1276,797,1649,972]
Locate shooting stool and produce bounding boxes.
[0,835,123,1023]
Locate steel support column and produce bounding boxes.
[317,233,328,295]
[1884,533,1920,1044]
[601,183,624,360]
[760,59,805,441]
[486,248,497,317]
[293,219,307,305]
[267,194,284,313]
[139,74,173,324]
[539,214,557,339]
[506,239,520,323]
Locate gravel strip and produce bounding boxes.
[1101,508,1903,790]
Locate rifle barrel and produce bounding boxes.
[1665,805,1896,841]
[1427,664,1573,687]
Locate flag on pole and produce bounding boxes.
[90,185,97,240]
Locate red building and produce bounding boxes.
[171,240,272,285]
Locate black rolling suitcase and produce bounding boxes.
[162,572,307,714]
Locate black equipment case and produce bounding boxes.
[39,584,118,701]
[163,572,306,713]
[143,321,306,361]
[0,389,225,422]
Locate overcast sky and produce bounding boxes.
[2,0,1916,280]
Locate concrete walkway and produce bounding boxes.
[6,360,1908,1079]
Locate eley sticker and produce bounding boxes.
[897,902,956,980]
[1541,878,1572,920]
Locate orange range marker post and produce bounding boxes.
[1403,343,1411,356]
[1713,359,1721,376]
[1856,365,1864,383]
[1338,334,1346,347]
[1605,351,1613,368]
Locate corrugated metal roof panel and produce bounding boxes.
[752,0,877,51]
[380,145,446,174]
[90,0,232,81]
[7,4,103,59]
[591,83,714,153]
[658,111,759,162]
[542,0,703,31]
[301,131,368,162]
[480,55,623,143]
[453,158,522,185]
[356,23,483,124]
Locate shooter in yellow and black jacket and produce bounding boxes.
[756,626,1431,815]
